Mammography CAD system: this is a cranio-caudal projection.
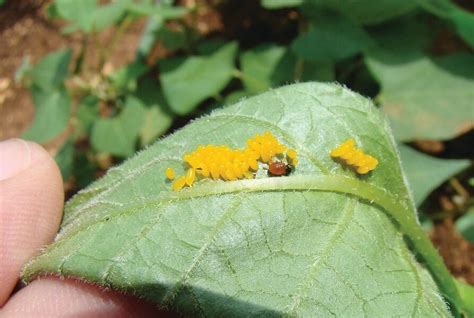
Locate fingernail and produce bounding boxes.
[0,139,33,181]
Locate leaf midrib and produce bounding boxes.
[47,175,410,264]
[64,111,332,225]
[38,174,462,311]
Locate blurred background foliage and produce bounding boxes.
[0,0,473,280]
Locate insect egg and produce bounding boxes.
[165,167,175,180]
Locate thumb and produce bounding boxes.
[0,140,168,316]
[0,139,64,305]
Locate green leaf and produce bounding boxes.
[261,0,303,9]
[92,1,129,31]
[196,39,228,55]
[140,107,172,146]
[291,12,373,61]
[308,0,417,25]
[136,16,164,60]
[55,0,131,32]
[451,9,474,48]
[134,78,174,145]
[109,60,149,93]
[398,144,470,206]
[24,83,465,316]
[73,150,97,189]
[240,44,294,93]
[74,95,100,139]
[239,45,333,90]
[417,0,474,48]
[55,0,97,32]
[126,3,189,19]
[159,26,189,51]
[15,56,33,83]
[46,2,61,20]
[366,52,474,141]
[367,14,433,53]
[456,209,474,243]
[91,97,146,157]
[30,49,72,91]
[300,61,335,82]
[160,42,238,115]
[224,90,249,105]
[23,86,71,143]
[55,139,75,181]
[455,280,474,316]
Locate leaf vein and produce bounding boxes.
[285,198,357,315]
[161,199,242,307]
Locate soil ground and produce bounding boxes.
[0,0,472,286]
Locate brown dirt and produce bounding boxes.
[0,0,59,140]
[430,219,474,284]
[0,0,145,145]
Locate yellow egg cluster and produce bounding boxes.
[330,138,378,174]
[246,131,287,163]
[166,131,297,191]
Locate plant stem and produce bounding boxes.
[74,34,89,75]
[450,178,469,200]
[99,16,133,71]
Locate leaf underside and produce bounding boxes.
[23,83,450,317]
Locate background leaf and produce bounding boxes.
[136,15,164,60]
[240,44,294,93]
[91,1,129,31]
[456,209,474,243]
[417,0,474,48]
[54,0,185,33]
[134,78,174,145]
[23,49,72,142]
[74,95,100,140]
[160,42,238,115]
[22,86,71,143]
[260,0,303,9]
[450,9,474,48]
[14,56,33,83]
[367,15,433,53]
[366,52,474,141]
[140,107,172,146]
[224,90,248,105]
[398,144,470,206]
[24,83,451,317]
[91,96,145,157]
[292,11,373,61]
[54,139,75,181]
[307,0,417,25]
[109,60,149,93]
[54,0,97,32]
[30,49,72,91]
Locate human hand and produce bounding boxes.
[0,139,164,317]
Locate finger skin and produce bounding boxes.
[0,140,174,317]
[0,140,64,305]
[1,277,171,317]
